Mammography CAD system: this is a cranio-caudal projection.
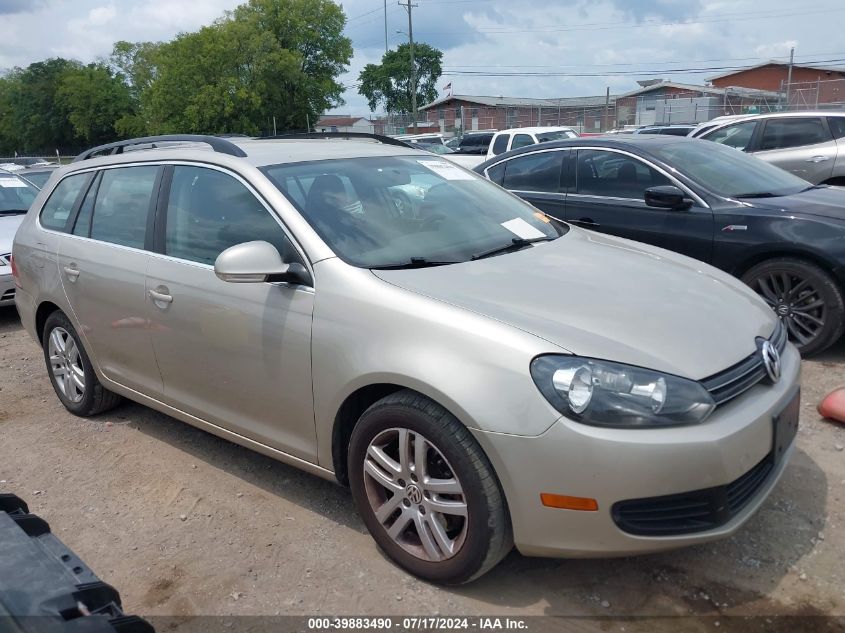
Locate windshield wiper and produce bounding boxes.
[0,209,28,215]
[369,257,463,270]
[734,192,778,199]
[471,236,554,261]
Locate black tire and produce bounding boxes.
[348,389,512,584]
[42,311,122,416]
[741,257,845,356]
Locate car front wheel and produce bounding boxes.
[742,257,845,356]
[348,390,512,584]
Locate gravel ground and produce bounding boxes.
[1,305,844,629]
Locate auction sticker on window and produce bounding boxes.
[417,159,475,180]
[0,178,27,188]
[501,217,547,239]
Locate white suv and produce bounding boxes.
[486,127,579,160]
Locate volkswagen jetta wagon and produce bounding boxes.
[12,134,800,583]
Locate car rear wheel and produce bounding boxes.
[348,390,512,584]
[42,311,122,416]
[742,258,845,356]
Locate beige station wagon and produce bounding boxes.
[12,134,800,583]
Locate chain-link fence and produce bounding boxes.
[375,102,617,137]
[780,77,845,111]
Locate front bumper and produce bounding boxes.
[471,343,801,558]
[0,273,15,307]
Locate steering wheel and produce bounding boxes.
[388,189,414,219]
[419,213,447,231]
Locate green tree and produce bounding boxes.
[0,58,82,153]
[143,0,352,134]
[358,43,443,114]
[57,63,136,145]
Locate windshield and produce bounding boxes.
[649,140,811,198]
[536,130,578,142]
[262,156,565,268]
[0,174,38,214]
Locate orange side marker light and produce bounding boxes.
[540,493,598,511]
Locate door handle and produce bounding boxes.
[148,288,173,305]
[571,217,600,228]
[63,265,80,281]
[806,155,830,163]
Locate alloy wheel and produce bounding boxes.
[362,427,468,562]
[47,327,86,403]
[750,271,825,347]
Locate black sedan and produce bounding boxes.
[475,135,845,355]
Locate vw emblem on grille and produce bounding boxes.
[761,340,781,383]
[405,484,423,505]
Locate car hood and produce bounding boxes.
[0,214,24,253]
[749,185,845,220]
[372,228,776,380]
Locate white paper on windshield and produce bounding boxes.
[0,178,26,188]
[501,218,546,240]
[417,159,475,180]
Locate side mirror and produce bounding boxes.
[214,241,310,285]
[644,185,692,210]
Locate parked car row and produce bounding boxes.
[12,132,799,585]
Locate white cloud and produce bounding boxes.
[1,0,842,117]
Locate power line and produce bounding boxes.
[440,57,845,77]
[442,51,845,70]
[415,5,844,35]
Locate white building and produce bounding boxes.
[314,116,375,133]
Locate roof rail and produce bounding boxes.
[73,135,248,162]
[260,132,416,148]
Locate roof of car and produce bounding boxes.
[494,127,576,135]
[474,134,691,170]
[712,110,845,121]
[63,137,426,175]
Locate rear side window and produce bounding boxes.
[501,151,565,193]
[39,174,89,231]
[510,134,535,150]
[829,117,845,139]
[491,134,509,155]
[90,166,159,249]
[164,165,299,266]
[759,118,831,151]
[486,162,506,185]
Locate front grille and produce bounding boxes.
[700,321,787,406]
[611,454,774,536]
[1,289,13,301]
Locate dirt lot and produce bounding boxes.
[1,305,845,627]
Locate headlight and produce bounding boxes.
[531,355,715,427]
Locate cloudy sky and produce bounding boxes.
[1,0,844,115]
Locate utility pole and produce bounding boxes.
[603,86,610,132]
[785,46,795,109]
[384,0,388,53]
[399,0,418,132]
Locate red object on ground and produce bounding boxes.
[818,388,845,423]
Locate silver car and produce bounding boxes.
[0,170,38,306]
[13,134,800,583]
[697,111,845,185]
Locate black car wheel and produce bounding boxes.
[742,258,845,356]
[348,389,512,584]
